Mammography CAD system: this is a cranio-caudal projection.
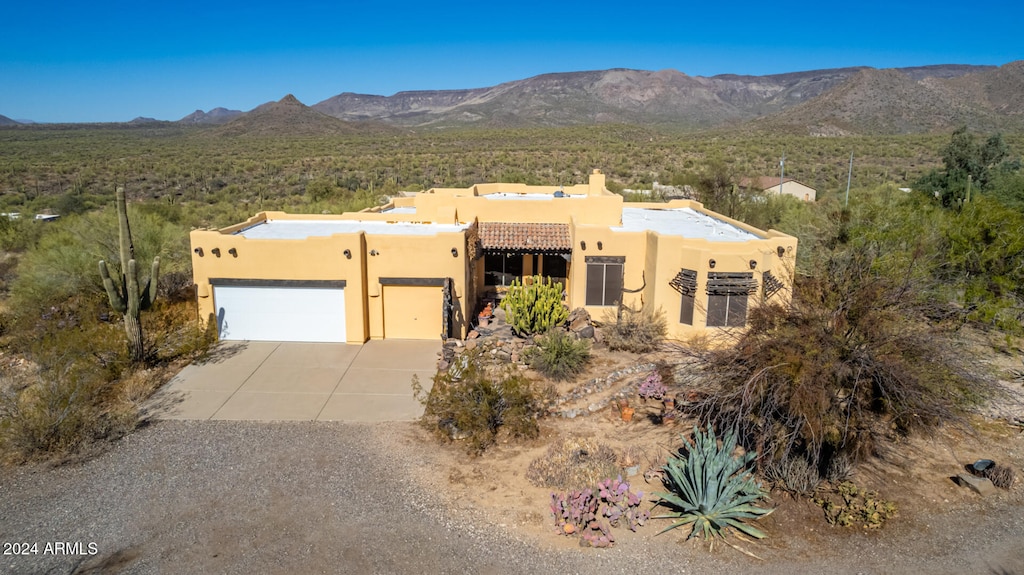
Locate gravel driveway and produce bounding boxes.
[2,421,1022,575]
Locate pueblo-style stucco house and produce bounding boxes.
[740,176,817,202]
[190,170,797,344]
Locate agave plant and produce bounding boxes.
[654,426,773,540]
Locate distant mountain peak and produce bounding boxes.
[114,62,1023,135]
[179,107,243,125]
[209,93,394,137]
[305,64,1014,134]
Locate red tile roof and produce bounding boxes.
[739,176,797,190]
[478,222,571,252]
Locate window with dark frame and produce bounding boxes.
[585,256,624,306]
[669,269,698,325]
[541,254,568,286]
[705,272,757,327]
[484,252,523,287]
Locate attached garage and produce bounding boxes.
[382,279,443,340]
[212,279,347,342]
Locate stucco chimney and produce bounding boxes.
[588,169,606,196]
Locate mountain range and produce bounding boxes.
[5,62,1023,135]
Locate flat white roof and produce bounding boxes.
[235,219,469,239]
[380,206,417,214]
[613,208,761,242]
[483,193,584,200]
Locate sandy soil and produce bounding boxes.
[405,340,1024,574]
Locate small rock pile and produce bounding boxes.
[434,305,666,420]
[437,306,599,372]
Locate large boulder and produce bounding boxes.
[567,307,593,337]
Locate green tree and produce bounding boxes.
[305,177,339,202]
[940,197,1024,333]
[697,161,737,216]
[923,127,1011,206]
[988,165,1024,211]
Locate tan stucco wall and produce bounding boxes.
[566,215,796,343]
[365,170,620,226]
[191,227,367,343]
[765,180,816,202]
[362,231,469,340]
[192,170,798,344]
[191,226,470,343]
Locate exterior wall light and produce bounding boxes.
[193,247,204,257]
[777,246,785,257]
[749,259,757,269]
[580,241,587,250]
[708,259,716,269]
[597,241,603,250]
[451,247,458,257]
[228,248,238,257]
[343,249,352,259]
[211,248,221,257]
[369,249,379,256]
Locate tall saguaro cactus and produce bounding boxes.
[99,187,160,363]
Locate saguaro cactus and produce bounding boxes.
[99,187,159,363]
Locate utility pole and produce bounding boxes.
[779,152,785,196]
[845,152,854,207]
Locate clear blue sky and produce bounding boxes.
[2,0,1021,123]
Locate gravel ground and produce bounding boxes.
[1,420,1022,575]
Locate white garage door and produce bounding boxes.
[213,282,346,342]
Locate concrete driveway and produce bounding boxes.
[150,340,439,422]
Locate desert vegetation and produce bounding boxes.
[1,122,1021,553]
[413,347,549,455]
[4,123,1022,217]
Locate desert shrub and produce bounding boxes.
[157,270,196,303]
[0,217,45,252]
[824,453,855,483]
[529,329,591,381]
[499,275,568,335]
[0,322,145,462]
[9,209,189,315]
[813,481,898,529]
[23,306,132,380]
[415,349,547,455]
[939,197,1024,334]
[527,436,620,490]
[603,305,666,353]
[981,464,1016,489]
[765,455,821,496]
[551,476,649,547]
[145,299,219,364]
[0,294,200,461]
[0,367,108,459]
[653,426,773,540]
[688,234,994,473]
